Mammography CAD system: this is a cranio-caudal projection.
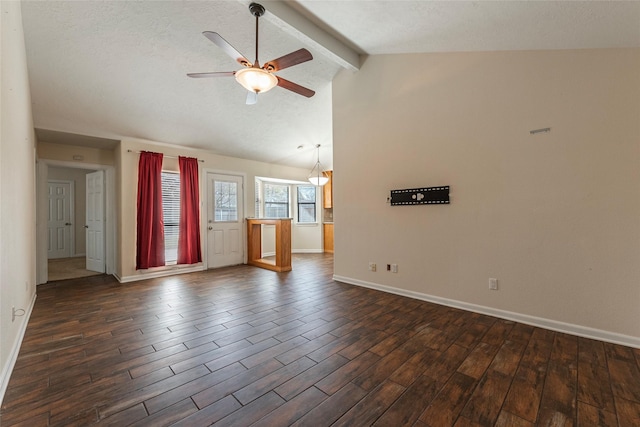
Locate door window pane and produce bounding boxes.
[215,180,238,221]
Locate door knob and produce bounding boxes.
[84,225,89,229]
[65,222,72,226]
[208,226,213,230]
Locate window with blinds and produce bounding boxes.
[161,172,180,264]
[255,179,261,218]
[297,186,316,223]
[264,183,289,218]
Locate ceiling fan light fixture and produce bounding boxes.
[188,2,315,103]
[235,67,278,93]
[308,144,329,186]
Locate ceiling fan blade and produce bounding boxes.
[187,71,235,78]
[276,76,315,98]
[246,91,258,105]
[203,31,251,66]
[263,48,313,72]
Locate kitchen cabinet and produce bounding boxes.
[323,223,334,253]
[323,171,333,208]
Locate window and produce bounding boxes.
[297,186,316,223]
[264,183,289,218]
[255,179,261,218]
[161,172,180,264]
[214,180,238,221]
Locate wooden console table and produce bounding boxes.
[246,218,292,272]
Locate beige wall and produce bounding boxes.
[38,141,114,165]
[117,138,321,280]
[0,0,38,400]
[47,166,96,255]
[333,48,640,343]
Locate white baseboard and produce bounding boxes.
[0,292,37,405]
[116,265,205,283]
[333,275,640,349]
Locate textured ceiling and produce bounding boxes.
[294,0,640,55]
[21,1,640,169]
[22,1,340,168]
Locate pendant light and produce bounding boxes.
[308,144,329,186]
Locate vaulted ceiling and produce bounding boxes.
[20,1,640,169]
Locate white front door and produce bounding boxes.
[47,181,74,259]
[86,170,105,273]
[207,173,244,268]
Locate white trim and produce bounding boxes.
[333,275,640,349]
[36,161,48,283]
[293,249,324,254]
[104,168,116,276]
[116,265,205,283]
[0,293,37,405]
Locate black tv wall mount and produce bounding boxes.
[389,186,450,206]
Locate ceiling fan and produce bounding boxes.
[187,2,315,105]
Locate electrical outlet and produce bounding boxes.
[489,278,498,290]
[368,262,376,272]
[386,264,391,271]
[391,264,398,273]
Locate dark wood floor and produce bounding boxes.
[2,254,639,426]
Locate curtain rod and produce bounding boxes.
[127,149,204,162]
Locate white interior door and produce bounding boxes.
[86,170,105,273]
[47,181,74,259]
[207,173,244,268]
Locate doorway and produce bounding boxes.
[206,172,244,268]
[37,161,115,284]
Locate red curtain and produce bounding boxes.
[136,151,165,269]
[177,156,202,264]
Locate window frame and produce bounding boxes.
[263,182,290,219]
[296,185,317,224]
[213,179,239,223]
[256,179,320,224]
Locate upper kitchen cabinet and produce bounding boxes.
[323,171,333,208]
